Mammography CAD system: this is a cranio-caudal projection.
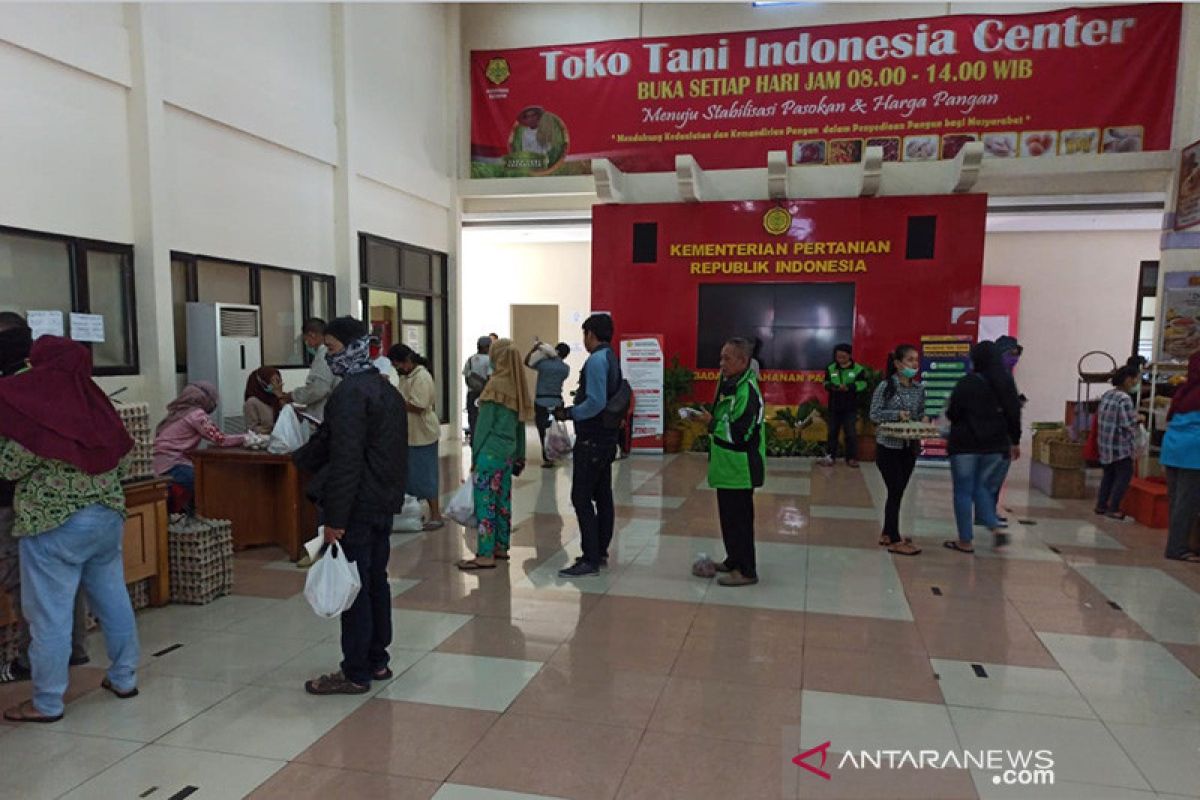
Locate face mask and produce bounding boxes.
[305,344,317,357]
[1002,352,1020,371]
[900,367,918,379]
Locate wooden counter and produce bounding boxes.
[122,478,170,607]
[190,448,316,560]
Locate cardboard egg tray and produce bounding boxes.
[114,402,156,481]
[168,517,234,605]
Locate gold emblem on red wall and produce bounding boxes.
[763,207,792,235]
[485,58,510,85]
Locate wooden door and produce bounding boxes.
[510,304,559,401]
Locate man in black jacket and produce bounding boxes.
[294,316,407,695]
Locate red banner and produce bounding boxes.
[591,195,987,406]
[471,4,1180,177]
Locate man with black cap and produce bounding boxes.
[463,335,494,444]
[0,313,90,684]
[294,316,407,695]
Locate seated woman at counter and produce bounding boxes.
[243,367,284,435]
[153,382,248,507]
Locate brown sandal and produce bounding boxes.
[494,550,510,560]
[943,540,974,554]
[3,699,62,723]
[305,671,369,696]
[888,541,922,556]
[879,535,914,546]
[456,558,496,571]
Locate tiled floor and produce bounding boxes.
[6,445,1200,799]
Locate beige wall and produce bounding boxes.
[460,235,593,411]
[982,230,1161,435]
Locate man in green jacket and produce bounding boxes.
[821,343,867,468]
[698,337,766,587]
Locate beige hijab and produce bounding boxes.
[478,338,534,422]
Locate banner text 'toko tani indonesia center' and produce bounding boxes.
[470,3,1180,178]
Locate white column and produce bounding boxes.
[124,4,175,416]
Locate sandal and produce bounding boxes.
[456,558,496,571]
[878,535,914,547]
[494,550,510,561]
[423,520,446,531]
[305,671,369,696]
[1167,552,1200,563]
[888,541,922,556]
[372,667,394,681]
[101,678,139,699]
[943,540,974,554]
[3,699,62,723]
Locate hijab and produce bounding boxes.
[0,325,32,377]
[157,381,219,436]
[243,366,283,420]
[0,336,133,474]
[326,335,375,378]
[478,338,534,422]
[1168,351,1200,419]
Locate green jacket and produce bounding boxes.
[707,368,766,490]
[825,361,867,413]
[472,401,526,469]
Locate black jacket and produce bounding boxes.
[293,370,407,528]
[946,372,1022,455]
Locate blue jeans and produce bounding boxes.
[19,504,139,716]
[950,453,1005,543]
[978,455,1011,522]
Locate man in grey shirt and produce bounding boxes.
[282,317,338,421]
[526,342,571,466]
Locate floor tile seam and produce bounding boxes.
[44,740,152,799]
[940,696,1100,723]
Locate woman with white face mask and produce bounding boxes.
[869,344,925,556]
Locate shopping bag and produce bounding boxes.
[392,495,424,532]
[445,476,477,528]
[304,541,361,618]
[1133,423,1150,456]
[268,405,311,454]
[545,420,574,461]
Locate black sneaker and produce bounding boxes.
[559,561,600,578]
[574,555,608,569]
[993,532,1011,549]
[0,659,31,684]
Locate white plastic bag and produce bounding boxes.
[1133,423,1150,455]
[304,540,361,618]
[545,420,574,461]
[268,405,311,454]
[392,495,424,532]
[445,476,477,528]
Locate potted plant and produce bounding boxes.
[855,366,884,462]
[662,357,695,453]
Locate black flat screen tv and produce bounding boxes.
[696,283,856,371]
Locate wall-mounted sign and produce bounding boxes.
[1175,139,1200,231]
[470,3,1180,178]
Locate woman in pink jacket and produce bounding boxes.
[153,382,247,508]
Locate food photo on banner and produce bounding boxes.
[469,2,1180,177]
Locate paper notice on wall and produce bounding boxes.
[27,310,64,340]
[620,336,665,450]
[70,313,105,343]
[979,315,1010,342]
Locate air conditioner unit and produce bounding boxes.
[186,302,262,432]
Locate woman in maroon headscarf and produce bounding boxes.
[243,367,284,435]
[0,336,140,722]
[1161,352,1200,563]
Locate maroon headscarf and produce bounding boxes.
[0,337,133,474]
[156,381,219,436]
[243,366,282,421]
[1168,351,1200,419]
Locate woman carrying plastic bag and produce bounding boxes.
[456,338,533,571]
